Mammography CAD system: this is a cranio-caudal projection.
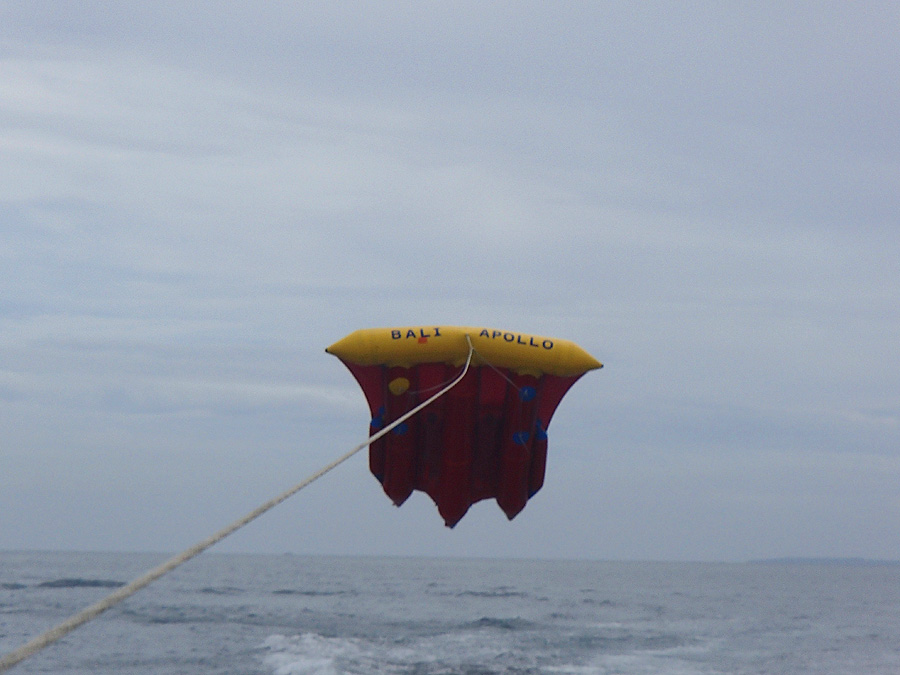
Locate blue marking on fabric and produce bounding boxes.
[393,422,409,436]
[534,420,548,441]
[370,406,386,429]
[519,386,537,401]
[513,431,531,445]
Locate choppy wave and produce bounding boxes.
[36,578,124,589]
[465,615,536,631]
[454,587,529,599]
[198,586,244,595]
[272,589,355,597]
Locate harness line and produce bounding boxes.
[0,337,476,673]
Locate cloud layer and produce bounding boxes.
[1,3,898,560]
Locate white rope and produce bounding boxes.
[0,337,476,673]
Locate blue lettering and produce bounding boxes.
[503,333,514,342]
[391,330,402,339]
[419,328,431,338]
[517,335,527,345]
[479,329,490,338]
[492,330,502,339]
[433,327,442,337]
[529,337,539,347]
[542,340,554,350]
[406,330,417,339]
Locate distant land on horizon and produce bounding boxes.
[750,557,900,566]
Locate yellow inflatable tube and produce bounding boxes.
[326,326,602,377]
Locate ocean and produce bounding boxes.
[1,552,899,674]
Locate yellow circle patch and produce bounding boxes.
[388,377,410,396]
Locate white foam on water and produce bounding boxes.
[579,652,715,675]
[262,634,366,675]
[261,627,535,674]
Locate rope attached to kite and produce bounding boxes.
[0,337,477,673]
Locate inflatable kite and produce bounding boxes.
[327,326,602,527]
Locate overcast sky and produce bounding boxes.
[1,2,897,562]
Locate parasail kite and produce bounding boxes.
[327,326,602,527]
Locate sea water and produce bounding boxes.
[1,552,899,674]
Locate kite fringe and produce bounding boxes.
[0,337,477,672]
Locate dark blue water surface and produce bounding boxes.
[2,552,899,673]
